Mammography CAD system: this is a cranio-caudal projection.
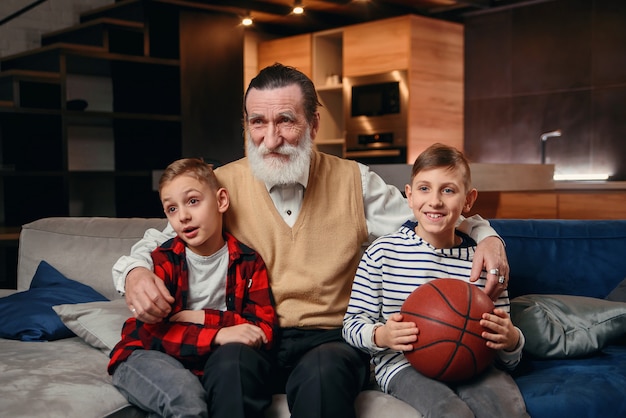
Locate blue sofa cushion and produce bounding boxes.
[514,346,626,418]
[0,260,108,341]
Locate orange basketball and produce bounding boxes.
[400,278,496,382]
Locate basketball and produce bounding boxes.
[400,278,496,382]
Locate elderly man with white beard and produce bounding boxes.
[112,63,510,418]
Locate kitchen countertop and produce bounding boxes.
[554,181,626,191]
[367,163,626,192]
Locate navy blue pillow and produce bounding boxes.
[0,260,108,341]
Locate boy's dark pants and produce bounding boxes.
[213,328,370,418]
[114,329,369,418]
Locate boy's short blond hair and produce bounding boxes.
[410,143,472,191]
[159,158,220,194]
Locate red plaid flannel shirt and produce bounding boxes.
[108,232,276,376]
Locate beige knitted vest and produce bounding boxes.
[216,151,368,328]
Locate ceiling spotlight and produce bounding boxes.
[241,12,253,26]
[293,0,304,15]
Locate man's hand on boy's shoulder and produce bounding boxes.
[126,267,174,323]
[470,236,509,300]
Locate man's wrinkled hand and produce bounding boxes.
[470,236,510,300]
[125,267,174,324]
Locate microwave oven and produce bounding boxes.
[343,70,408,153]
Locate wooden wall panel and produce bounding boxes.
[179,11,244,165]
[257,34,312,77]
[465,0,626,182]
[407,15,464,163]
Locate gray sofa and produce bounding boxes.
[0,217,419,418]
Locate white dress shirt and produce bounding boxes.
[267,162,411,237]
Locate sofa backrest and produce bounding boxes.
[17,217,626,302]
[489,219,626,299]
[17,217,168,300]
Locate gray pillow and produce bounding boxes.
[53,299,130,354]
[511,294,626,358]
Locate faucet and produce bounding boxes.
[540,129,562,164]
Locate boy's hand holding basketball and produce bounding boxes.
[480,308,521,352]
[375,313,418,351]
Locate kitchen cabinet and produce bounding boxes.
[257,14,463,163]
[257,29,344,157]
[343,16,411,77]
[469,189,626,220]
[312,29,344,157]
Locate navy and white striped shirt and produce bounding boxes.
[342,220,523,392]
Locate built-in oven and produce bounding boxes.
[343,70,408,164]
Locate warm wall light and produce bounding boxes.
[241,12,253,26]
[293,0,304,15]
[553,173,610,181]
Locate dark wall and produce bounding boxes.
[464,0,626,180]
[179,11,246,166]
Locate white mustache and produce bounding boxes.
[258,143,299,157]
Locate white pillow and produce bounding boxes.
[53,299,130,354]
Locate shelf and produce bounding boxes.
[313,30,344,150]
[65,111,181,123]
[0,1,220,228]
[0,106,61,115]
[1,44,179,75]
[316,138,344,145]
[316,84,343,92]
[42,17,145,55]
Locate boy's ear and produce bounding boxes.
[217,188,230,213]
[463,188,478,213]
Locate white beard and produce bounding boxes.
[246,128,313,186]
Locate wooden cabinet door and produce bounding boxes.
[343,16,410,77]
[558,192,626,219]
[497,192,558,219]
[258,34,312,78]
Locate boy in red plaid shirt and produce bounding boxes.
[108,158,276,418]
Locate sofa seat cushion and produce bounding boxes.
[265,391,421,418]
[513,345,626,418]
[0,337,144,418]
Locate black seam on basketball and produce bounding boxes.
[428,281,475,318]
[407,340,480,380]
[399,310,484,339]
